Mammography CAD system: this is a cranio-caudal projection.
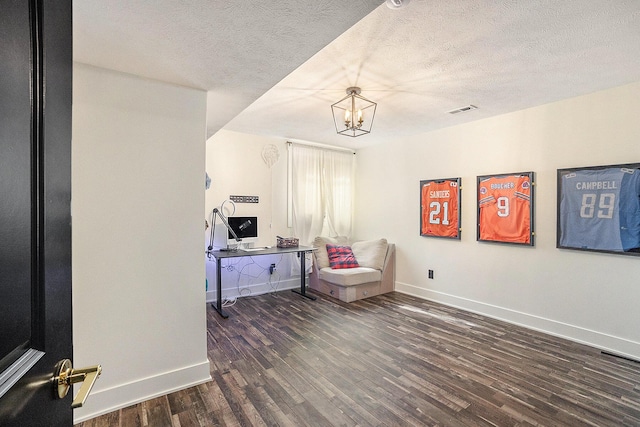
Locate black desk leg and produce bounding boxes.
[211,258,229,318]
[292,250,316,300]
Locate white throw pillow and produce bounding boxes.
[351,238,388,271]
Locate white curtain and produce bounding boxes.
[322,149,354,238]
[291,144,325,245]
[290,143,354,245]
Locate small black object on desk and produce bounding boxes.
[209,246,315,318]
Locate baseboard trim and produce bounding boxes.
[73,360,211,424]
[395,282,640,361]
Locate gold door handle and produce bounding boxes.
[52,359,102,408]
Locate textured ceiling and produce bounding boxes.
[74,1,640,149]
[73,0,383,138]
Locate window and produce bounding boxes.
[288,143,354,244]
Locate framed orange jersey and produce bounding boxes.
[420,178,461,239]
[477,172,534,245]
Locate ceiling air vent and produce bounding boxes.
[447,105,478,115]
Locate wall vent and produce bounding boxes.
[447,105,478,115]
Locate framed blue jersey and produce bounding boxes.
[557,163,640,255]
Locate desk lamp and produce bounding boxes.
[207,207,241,252]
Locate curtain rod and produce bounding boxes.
[287,140,355,155]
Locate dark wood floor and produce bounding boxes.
[78,291,640,426]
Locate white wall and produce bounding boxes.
[354,81,640,359]
[72,64,210,422]
[205,130,288,246]
[204,131,304,300]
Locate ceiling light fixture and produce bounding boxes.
[331,87,377,138]
[386,0,410,9]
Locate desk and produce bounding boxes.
[209,246,315,318]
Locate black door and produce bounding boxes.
[0,1,74,425]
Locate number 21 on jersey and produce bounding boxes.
[429,201,450,225]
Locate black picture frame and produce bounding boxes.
[557,162,640,256]
[420,177,462,239]
[477,171,535,246]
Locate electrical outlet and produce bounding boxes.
[269,263,276,274]
[428,269,434,279]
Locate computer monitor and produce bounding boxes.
[226,216,258,246]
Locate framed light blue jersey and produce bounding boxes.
[558,163,640,255]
